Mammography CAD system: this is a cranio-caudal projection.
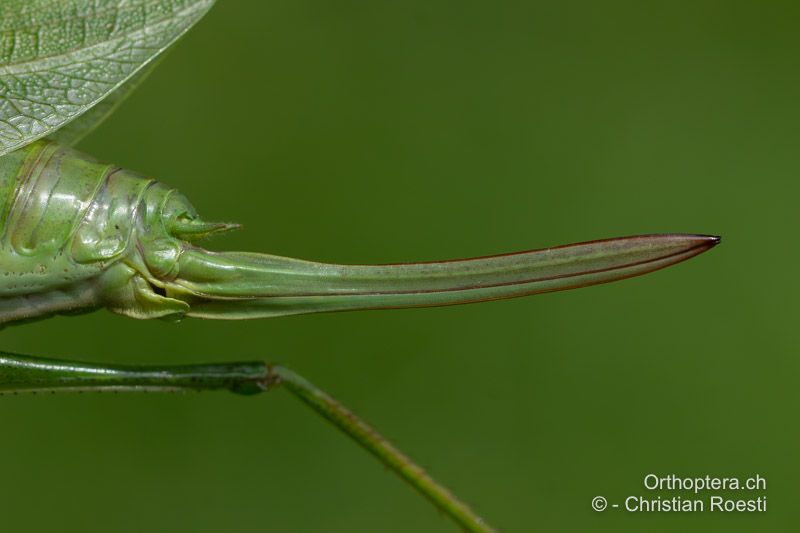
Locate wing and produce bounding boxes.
[0,0,216,156]
[47,59,160,147]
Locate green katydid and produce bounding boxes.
[0,2,719,531]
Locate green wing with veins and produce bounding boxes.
[47,60,161,147]
[0,0,215,155]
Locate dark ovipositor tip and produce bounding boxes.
[694,234,721,248]
[659,233,720,251]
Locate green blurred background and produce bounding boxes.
[1,0,797,531]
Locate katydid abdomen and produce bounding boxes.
[0,140,719,326]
